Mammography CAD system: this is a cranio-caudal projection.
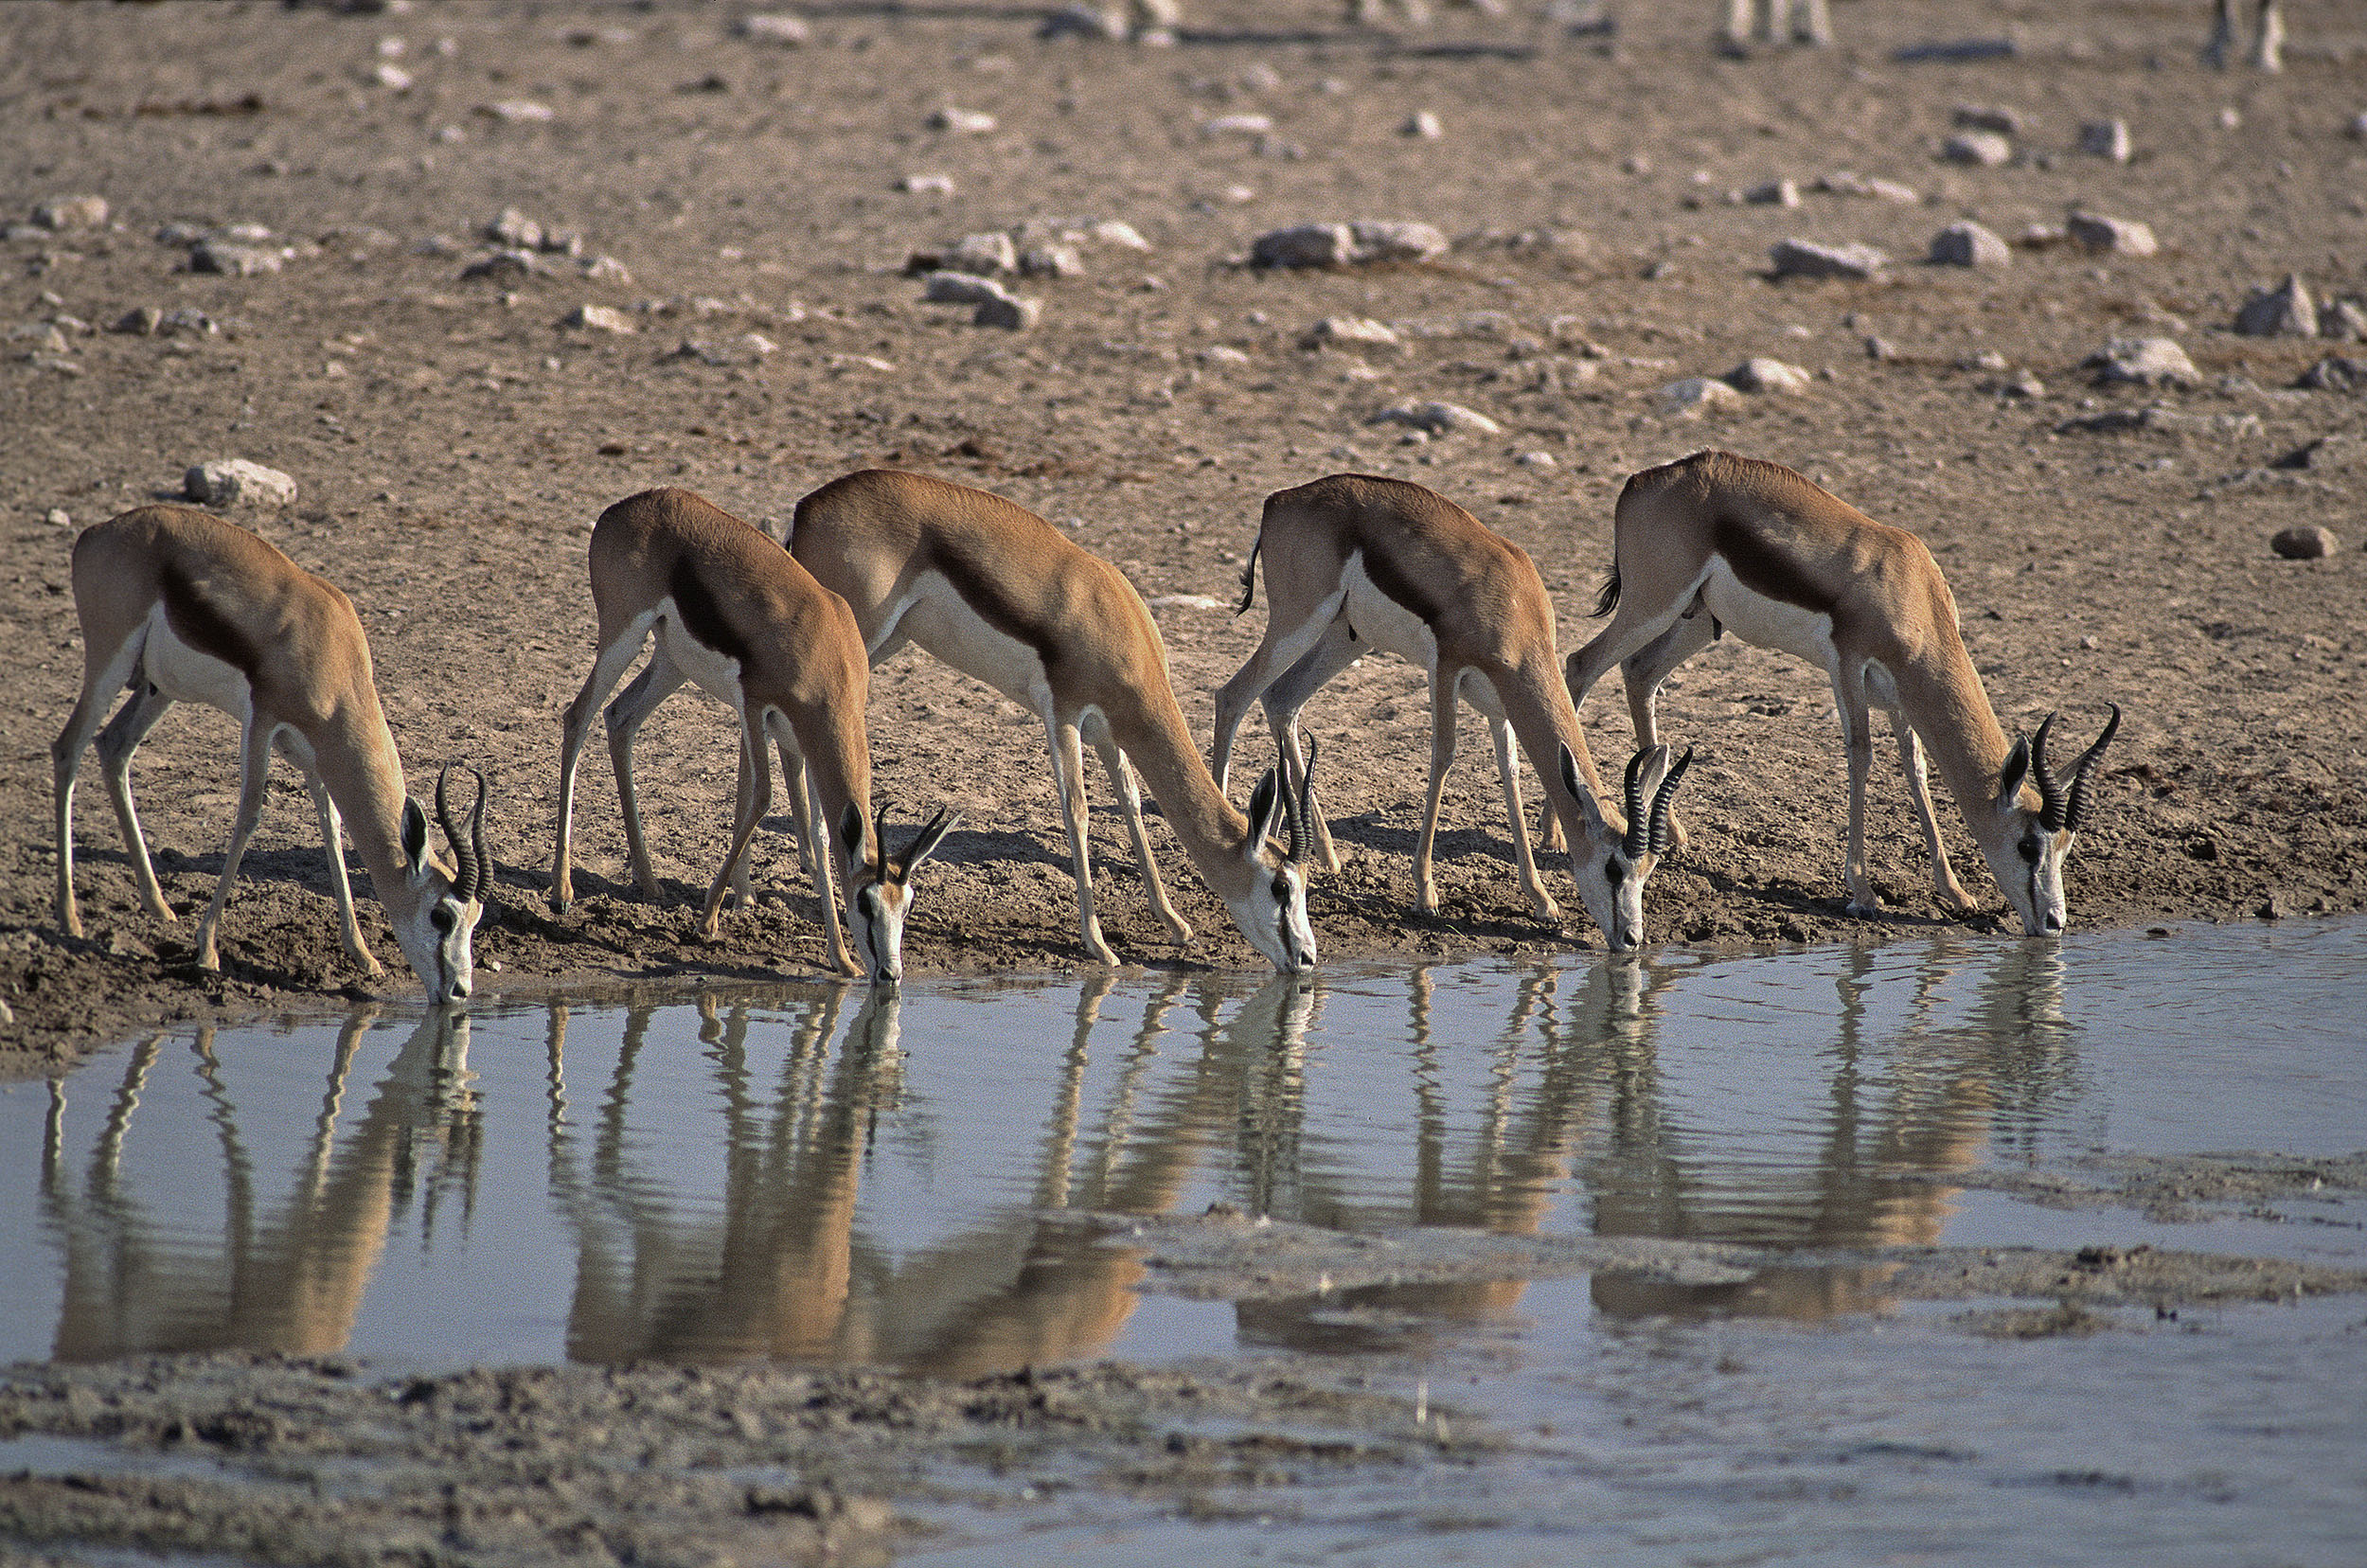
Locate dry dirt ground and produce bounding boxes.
[4,0,2364,1071]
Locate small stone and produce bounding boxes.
[1401,111,1443,139]
[563,303,635,332]
[460,249,536,281]
[2065,213,2156,258]
[1515,450,1557,468]
[374,62,414,91]
[1892,37,2018,63]
[2078,118,2132,162]
[485,207,544,249]
[737,13,811,45]
[1252,223,1355,268]
[2234,274,2316,338]
[2297,355,2367,393]
[479,99,557,122]
[10,323,70,354]
[1089,219,1152,251]
[46,508,73,527]
[1657,376,1744,418]
[186,458,298,508]
[1929,221,2010,268]
[581,254,632,284]
[1726,356,1812,394]
[922,272,1010,305]
[160,307,215,336]
[930,106,998,134]
[1770,238,1888,280]
[33,195,109,231]
[1204,113,1274,137]
[944,232,1018,276]
[1348,220,1448,262]
[1863,334,1896,361]
[2348,112,2367,140]
[2086,337,2198,388]
[1301,314,1399,349]
[2270,526,2336,560]
[1953,105,2022,135]
[1019,242,1084,278]
[898,172,956,195]
[188,240,283,276]
[1198,346,1253,365]
[1040,2,1128,40]
[973,293,1041,330]
[1992,370,2045,399]
[1371,400,1501,436]
[1942,131,2013,167]
[1742,178,1800,207]
[111,305,163,335]
[2320,299,2367,342]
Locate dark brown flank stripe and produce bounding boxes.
[917,536,1065,678]
[159,560,261,679]
[1710,511,1837,616]
[667,554,752,667]
[1354,535,1448,630]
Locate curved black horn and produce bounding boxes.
[436,763,481,900]
[466,767,489,902]
[872,803,893,881]
[1646,747,1695,856]
[1290,736,1319,865]
[2030,711,2067,831]
[2064,703,2123,832]
[1621,748,1651,860]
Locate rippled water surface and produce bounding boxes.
[4,918,2362,1562]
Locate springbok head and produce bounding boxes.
[1560,743,1694,953]
[393,763,489,1006]
[1232,739,1320,974]
[1990,703,2121,936]
[840,804,957,985]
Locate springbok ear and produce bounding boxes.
[1247,768,1285,852]
[1558,743,1609,833]
[1996,734,2033,812]
[899,809,958,876]
[838,801,867,863]
[400,798,431,875]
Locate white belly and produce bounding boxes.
[1341,553,1439,675]
[893,569,1055,715]
[652,596,754,713]
[142,606,255,722]
[1700,561,1840,673]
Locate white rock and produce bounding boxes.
[1770,239,1888,280]
[974,293,1041,330]
[1726,357,1813,394]
[1040,2,1129,40]
[2065,213,2156,257]
[187,458,298,508]
[2085,337,2198,388]
[11,323,70,353]
[1021,242,1084,278]
[923,272,1011,305]
[563,303,635,332]
[737,13,811,45]
[2234,275,2316,338]
[581,254,632,284]
[1204,113,1274,136]
[945,232,1018,276]
[46,508,73,527]
[486,207,544,249]
[1371,401,1500,436]
[33,195,109,231]
[1515,450,1557,468]
[930,106,998,134]
[1089,218,1152,251]
[1199,346,1253,365]
[1252,223,1356,267]
[1347,220,1448,262]
[188,240,284,276]
[1301,314,1400,349]
[899,172,956,195]
[374,62,414,91]
[1929,221,2011,268]
[1742,178,1800,207]
[2078,118,2132,162]
[480,99,557,122]
[1657,377,1743,418]
[1401,111,1443,139]
[2321,299,2367,342]
[1942,131,2012,167]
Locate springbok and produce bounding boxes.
[52,506,487,1005]
[779,469,1317,971]
[1563,450,2120,936]
[549,488,952,983]
[1211,473,1690,953]
[1719,0,2283,68]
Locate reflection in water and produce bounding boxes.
[24,937,2091,1369]
[41,1008,476,1360]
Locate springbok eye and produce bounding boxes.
[1272,876,1292,904]
[2017,837,2041,864]
[1604,859,1626,887]
[430,904,455,934]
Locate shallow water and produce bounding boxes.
[4,919,2363,1561]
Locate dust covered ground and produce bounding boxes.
[5,0,2366,1066]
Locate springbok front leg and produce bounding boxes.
[193,719,278,972]
[293,754,384,976]
[1087,726,1194,947]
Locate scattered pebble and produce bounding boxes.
[2270,526,2337,560]
[899,173,956,195]
[1020,243,1084,278]
[2321,299,2367,342]
[1401,111,1442,139]
[1203,113,1274,136]
[1515,450,1557,468]
[1929,221,2010,268]
[2086,337,2198,388]
[2065,213,2156,258]
[1953,105,2022,135]
[1657,376,1744,417]
[737,13,811,45]
[930,106,998,134]
[671,332,777,365]
[1371,401,1501,436]
[1090,218,1152,251]
[1942,131,2012,167]
[922,272,1008,305]
[973,292,1041,330]
[1725,356,1812,394]
[1770,238,1888,280]
[460,249,537,281]
[1301,314,1400,349]
[1893,37,2018,63]
[945,231,1019,276]
[563,303,635,333]
[2234,275,2316,338]
[1814,171,1918,203]
[2297,355,2367,392]
[1741,178,1800,207]
[186,458,297,508]
[1041,3,1129,42]
[33,195,109,231]
[188,240,284,276]
[477,99,557,123]
[2078,118,2132,163]
[46,508,73,528]
[375,62,414,92]
[1250,220,1447,268]
[111,305,163,335]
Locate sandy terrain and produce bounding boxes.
[3,0,2363,1068]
